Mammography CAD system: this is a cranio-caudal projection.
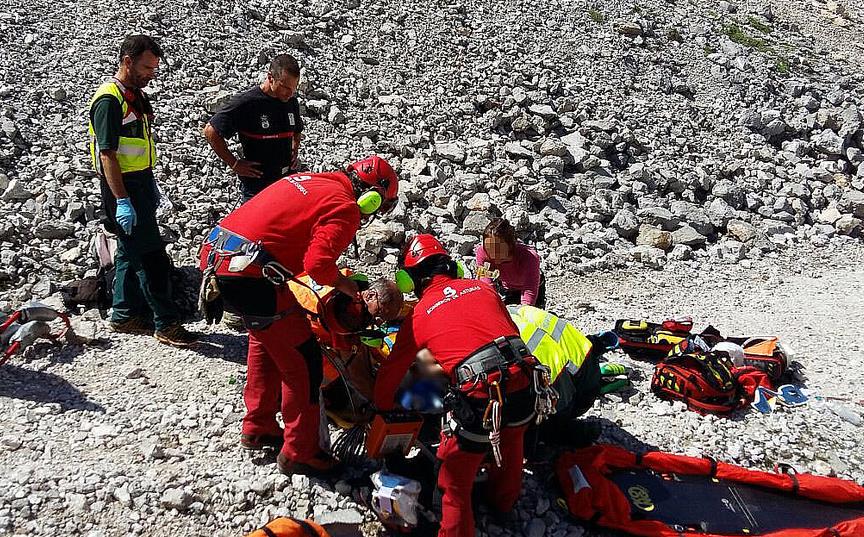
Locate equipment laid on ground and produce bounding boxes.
[614,317,693,360]
[1,303,75,366]
[651,351,744,414]
[556,444,864,537]
[615,317,790,383]
[370,471,422,532]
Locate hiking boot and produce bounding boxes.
[240,433,283,451]
[277,451,340,478]
[109,317,155,335]
[154,324,199,347]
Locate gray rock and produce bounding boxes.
[526,517,547,537]
[327,106,345,125]
[611,209,639,239]
[316,508,364,525]
[615,21,643,36]
[2,179,30,201]
[835,215,861,236]
[671,225,707,246]
[726,220,758,242]
[838,105,861,138]
[811,129,844,156]
[636,225,672,251]
[436,142,466,163]
[560,131,589,165]
[504,141,534,159]
[159,488,192,511]
[668,244,693,261]
[630,245,667,269]
[637,207,677,230]
[838,189,864,218]
[539,139,568,157]
[462,213,492,236]
[816,207,843,225]
[528,104,557,120]
[34,221,76,239]
[66,493,90,512]
[707,198,736,228]
[720,240,747,262]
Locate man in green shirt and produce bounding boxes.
[88,35,197,347]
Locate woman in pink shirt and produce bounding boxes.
[474,218,545,307]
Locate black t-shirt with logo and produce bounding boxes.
[208,86,304,198]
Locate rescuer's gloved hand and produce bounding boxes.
[115,198,137,235]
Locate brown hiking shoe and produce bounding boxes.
[109,317,155,335]
[154,324,199,347]
[277,451,340,478]
[240,433,283,451]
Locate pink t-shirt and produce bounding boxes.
[474,242,542,305]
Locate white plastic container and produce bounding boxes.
[370,471,422,529]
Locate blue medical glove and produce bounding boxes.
[115,197,137,235]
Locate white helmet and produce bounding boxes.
[712,341,745,367]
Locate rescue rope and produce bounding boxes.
[488,400,503,467]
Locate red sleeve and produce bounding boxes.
[474,244,493,285]
[303,203,361,286]
[373,315,421,411]
[520,245,542,306]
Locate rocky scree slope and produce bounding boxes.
[0,0,863,306]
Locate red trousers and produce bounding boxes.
[436,424,527,537]
[241,289,323,462]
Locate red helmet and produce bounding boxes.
[403,234,449,268]
[347,155,399,201]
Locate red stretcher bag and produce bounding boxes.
[556,445,864,537]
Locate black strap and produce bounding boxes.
[704,456,718,477]
[259,526,277,537]
[589,510,603,524]
[296,520,319,537]
[789,473,800,495]
[635,452,644,465]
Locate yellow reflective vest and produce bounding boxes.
[508,305,593,381]
[88,80,157,174]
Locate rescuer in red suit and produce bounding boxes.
[373,234,540,537]
[200,155,398,476]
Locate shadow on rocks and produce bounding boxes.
[190,332,248,364]
[592,416,660,454]
[20,338,112,366]
[0,363,106,413]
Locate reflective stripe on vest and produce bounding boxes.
[508,305,593,381]
[88,80,156,174]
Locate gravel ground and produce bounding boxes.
[2,0,864,534]
[2,243,862,537]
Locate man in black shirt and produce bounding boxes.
[204,54,305,202]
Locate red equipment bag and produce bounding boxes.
[556,444,864,537]
[651,351,743,414]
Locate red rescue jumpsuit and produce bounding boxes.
[374,275,533,537]
[200,172,360,463]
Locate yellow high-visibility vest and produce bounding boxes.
[508,305,593,381]
[88,80,156,174]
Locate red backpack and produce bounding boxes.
[651,352,744,414]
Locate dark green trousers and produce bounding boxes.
[102,170,178,330]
